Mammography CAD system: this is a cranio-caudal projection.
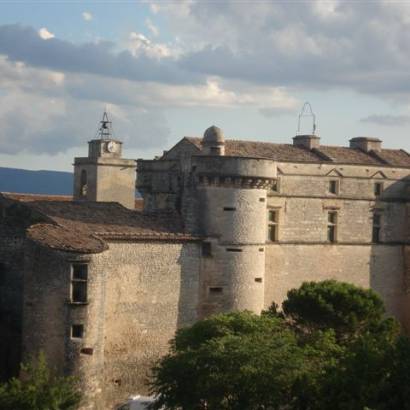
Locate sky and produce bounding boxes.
[0,0,410,171]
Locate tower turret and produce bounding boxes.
[193,126,277,316]
[202,125,225,156]
[73,112,136,209]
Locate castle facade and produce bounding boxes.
[0,123,409,409]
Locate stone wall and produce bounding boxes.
[265,244,406,325]
[22,239,201,409]
[85,241,200,408]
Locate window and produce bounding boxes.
[372,213,382,243]
[71,264,88,303]
[268,209,279,242]
[374,182,383,197]
[271,179,279,193]
[329,180,339,194]
[71,324,84,339]
[80,170,88,197]
[202,242,212,257]
[209,287,223,294]
[255,278,263,283]
[327,211,337,243]
[259,198,266,202]
[223,207,236,211]
[0,263,6,286]
[226,248,242,252]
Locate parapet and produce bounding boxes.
[192,155,276,189]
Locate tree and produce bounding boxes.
[281,280,392,341]
[150,281,407,410]
[150,311,319,410]
[0,352,81,410]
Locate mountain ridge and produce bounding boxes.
[0,167,73,195]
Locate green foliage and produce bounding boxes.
[0,352,81,410]
[150,280,410,410]
[282,280,387,340]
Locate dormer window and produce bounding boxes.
[374,182,383,197]
[329,180,339,194]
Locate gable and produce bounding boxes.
[325,168,344,177]
[370,170,388,179]
[162,138,201,160]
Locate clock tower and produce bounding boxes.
[73,112,137,209]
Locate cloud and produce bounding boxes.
[128,32,172,59]
[0,24,199,85]
[360,115,410,127]
[82,12,93,21]
[38,27,54,40]
[149,1,410,99]
[145,18,159,36]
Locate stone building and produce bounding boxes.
[1,117,410,409]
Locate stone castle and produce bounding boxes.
[1,115,410,408]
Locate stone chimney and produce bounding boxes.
[349,137,382,152]
[293,134,320,150]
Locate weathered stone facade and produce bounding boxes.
[1,125,410,409]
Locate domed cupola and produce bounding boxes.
[202,125,225,156]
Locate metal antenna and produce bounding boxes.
[97,110,113,140]
[297,102,317,135]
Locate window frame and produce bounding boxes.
[71,324,84,339]
[374,182,384,197]
[372,213,382,243]
[327,211,338,243]
[267,208,279,242]
[328,179,339,195]
[70,263,88,304]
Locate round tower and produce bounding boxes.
[193,126,276,317]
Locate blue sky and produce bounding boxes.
[0,0,410,171]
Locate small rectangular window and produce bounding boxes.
[372,213,382,243]
[268,210,278,223]
[271,179,279,193]
[71,264,88,303]
[268,209,279,242]
[71,324,84,339]
[268,225,277,242]
[226,248,242,252]
[223,207,236,211]
[327,211,337,243]
[202,242,212,257]
[209,287,223,294]
[255,278,263,283]
[329,180,339,194]
[374,182,383,196]
[259,198,266,202]
[259,247,264,252]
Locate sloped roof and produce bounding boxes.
[184,137,410,168]
[1,192,144,210]
[1,194,196,254]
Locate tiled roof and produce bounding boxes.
[1,195,196,254]
[184,137,410,167]
[1,192,144,210]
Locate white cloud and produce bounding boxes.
[128,32,172,59]
[82,12,93,21]
[38,27,54,40]
[145,18,159,36]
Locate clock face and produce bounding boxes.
[106,141,116,153]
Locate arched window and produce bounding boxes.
[80,170,88,197]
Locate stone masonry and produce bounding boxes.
[0,123,409,409]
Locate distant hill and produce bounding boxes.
[0,167,73,195]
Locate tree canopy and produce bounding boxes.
[150,280,410,410]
